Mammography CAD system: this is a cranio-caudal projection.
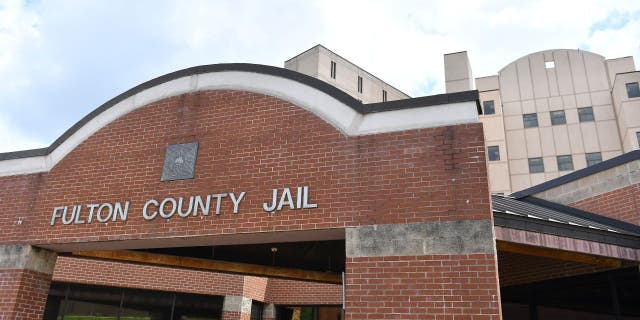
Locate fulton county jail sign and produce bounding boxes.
[49,186,318,226]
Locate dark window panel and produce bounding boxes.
[487,146,500,161]
[528,157,544,173]
[330,61,336,79]
[578,107,594,122]
[483,100,495,115]
[523,113,539,128]
[557,155,574,171]
[550,110,566,125]
[626,82,640,98]
[586,152,602,167]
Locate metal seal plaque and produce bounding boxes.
[161,142,198,181]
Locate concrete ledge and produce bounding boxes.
[512,150,640,199]
[346,220,495,258]
[535,159,640,204]
[0,244,57,274]
[223,295,252,314]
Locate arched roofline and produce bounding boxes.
[0,63,480,176]
[3,64,362,160]
[498,49,606,74]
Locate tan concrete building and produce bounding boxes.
[285,46,640,194]
[285,45,410,103]
[445,49,640,194]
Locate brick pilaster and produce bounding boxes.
[344,221,502,319]
[0,245,57,320]
[222,295,252,320]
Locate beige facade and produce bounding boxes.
[444,49,640,194]
[285,45,410,103]
[285,46,640,194]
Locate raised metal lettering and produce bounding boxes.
[177,197,194,218]
[96,203,113,223]
[263,189,278,212]
[229,192,246,214]
[142,199,159,220]
[159,198,177,219]
[277,188,295,211]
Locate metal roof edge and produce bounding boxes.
[511,150,640,199]
[493,212,640,249]
[521,196,640,236]
[362,90,481,114]
[0,63,475,161]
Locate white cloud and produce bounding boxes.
[0,0,639,153]
[586,13,640,66]
[0,0,41,90]
[0,113,46,152]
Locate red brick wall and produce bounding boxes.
[53,256,244,296]
[243,276,268,301]
[0,174,42,242]
[0,89,496,319]
[345,254,502,319]
[0,269,52,320]
[54,255,341,305]
[266,278,342,305]
[569,184,640,225]
[0,90,489,246]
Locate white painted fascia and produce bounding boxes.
[0,71,478,177]
[357,101,478,135]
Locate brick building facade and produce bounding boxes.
[0,64,500,320]
[1,63,638,320]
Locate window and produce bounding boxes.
[46,282,223,320]
[251,301,264,320]
[586,152,602,167]
[550,110,566,125]
[637,132,640,147]
[483,100,495,115]
[330,61,336,79]
[528,158,544,173]
[523,113,539,128]
[557,155,574,171]
[357,76,363,93]
[578,107,594,122]
[545,61,555,69]
[276,306,342,320]
[487,146,500,161]
[627,82,640,98]
[382,90,388,102]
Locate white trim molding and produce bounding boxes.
[0,68,479,177]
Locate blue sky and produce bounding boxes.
[1,0,639,152]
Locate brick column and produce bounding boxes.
[0,245,57,320]
[263,303,276,320]
[345,220,502,319]
[222,295,252,320]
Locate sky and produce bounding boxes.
[1,0,639,152]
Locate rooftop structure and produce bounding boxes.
[285,45,410,104]
[284,45,640,194]
[446,49,640,194]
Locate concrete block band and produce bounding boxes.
[346,220,495,257]
[0,244,57,274]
